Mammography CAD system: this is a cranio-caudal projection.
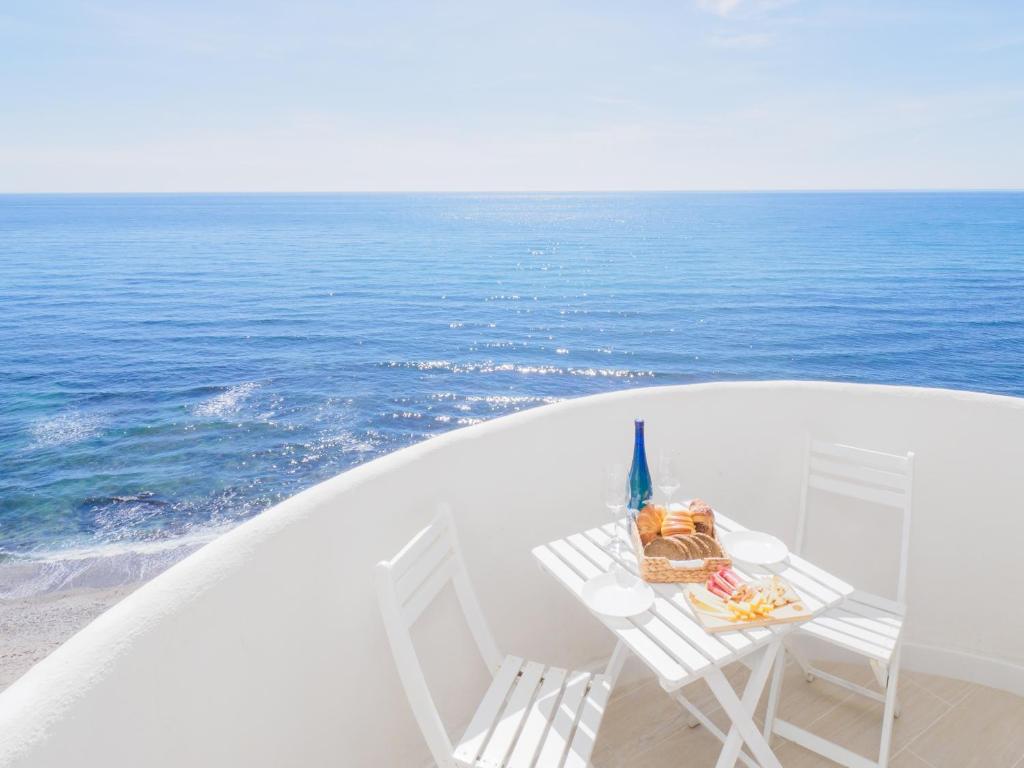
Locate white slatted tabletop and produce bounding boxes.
[533,511,856,767]
[533,511,853,692]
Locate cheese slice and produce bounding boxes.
[687,585,733,618]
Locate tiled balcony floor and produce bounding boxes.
[594,660,1024,768]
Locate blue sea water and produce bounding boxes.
[1,192,1022,591]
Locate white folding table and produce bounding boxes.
[533,512,854,768]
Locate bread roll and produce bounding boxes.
[689,499,715,536]
[661,508,694,537]
[636,504,666,546]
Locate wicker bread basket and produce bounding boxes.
[630,518,731,584]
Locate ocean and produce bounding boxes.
[1,192,1022,595]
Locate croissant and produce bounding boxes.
[661,508,694,537]
[636,504,666,546]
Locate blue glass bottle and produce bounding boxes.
[626,419,653,516]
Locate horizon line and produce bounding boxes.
[2,187,1024,196]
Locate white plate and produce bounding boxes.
[720,530,789,566]
[581,570,654,618]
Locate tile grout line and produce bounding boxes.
[601,669,1022,768]
[893,747,942,768]
[777,675,951,763]
[596,680,693,767]
[910,676,978,708]
[790,678,861,732]
[887,693,953,765]
[855,678,953,761]
[598,712,693,766]
[897,686,981,762]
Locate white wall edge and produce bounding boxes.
[3,380,1023,766]
[902,641,1024,698]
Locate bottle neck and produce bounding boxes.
[633,421,645,456]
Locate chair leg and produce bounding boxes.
[763,642,786,740]
[877,645,902,768]
[870,658,888,690]
[870,657,901,718]
[787,641,815,682]
[767,643,903,768]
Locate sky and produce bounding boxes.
[1,0,1023,192]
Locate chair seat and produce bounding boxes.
[453,655,612,768]
[799,590,905,663]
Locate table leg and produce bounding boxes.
[603,640,629,688]
[706,641,784,768]
[673,691,760,768]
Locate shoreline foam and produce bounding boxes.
[0,534,219,600]
[0,536,219,692]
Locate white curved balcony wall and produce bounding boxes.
[0,382,1021,767]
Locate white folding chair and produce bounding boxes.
[376,509,624,768]
[763,438,913,768]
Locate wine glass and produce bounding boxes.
[604,464,627,557]
[657,453,680,507]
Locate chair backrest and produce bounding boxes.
[375,507,502,767]
[796,437,915,604]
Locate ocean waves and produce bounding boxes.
[382,359,655,378]
[190,382,261,418]
[2,191,1023,589]
[27,411,106,449]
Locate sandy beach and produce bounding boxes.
[0,585,138,692]
[0,543,203,692]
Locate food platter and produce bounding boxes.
[685,568,810,632]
